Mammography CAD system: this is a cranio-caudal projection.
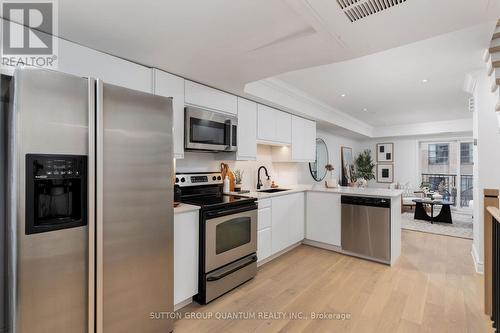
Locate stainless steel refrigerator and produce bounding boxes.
[5,68,174,333]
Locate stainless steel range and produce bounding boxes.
[176,172,257,304]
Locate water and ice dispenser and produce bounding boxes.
[25,154,87,234]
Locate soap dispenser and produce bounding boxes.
[265,176,272,189]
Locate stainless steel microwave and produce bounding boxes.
[185,106,238,152]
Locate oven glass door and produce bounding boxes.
[205,209,257,272]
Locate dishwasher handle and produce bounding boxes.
[341,196,391,208]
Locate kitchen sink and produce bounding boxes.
[257,188,290,193]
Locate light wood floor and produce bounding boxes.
[175,231,493,333]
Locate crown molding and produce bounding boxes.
[244,77,374,137]
[245,77,473,139]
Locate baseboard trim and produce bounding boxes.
[174,297,193,311]
[257,242,301,267]
[303,239,394,266]
[471,244,484,274]
[302,239,341,252]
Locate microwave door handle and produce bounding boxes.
[225,119,232,151]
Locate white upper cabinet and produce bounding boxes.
[58,39,153,93]
[184,80,237,115]
[291,116,316,162]
[236,98,257,160]
[153,69,185,159]
[257,104,291,145]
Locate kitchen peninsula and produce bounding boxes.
[233,185,403,267]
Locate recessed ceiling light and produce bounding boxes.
[340,93,346,97]
[421,79,428,83]
[362,108,368,112]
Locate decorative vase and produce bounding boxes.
[325,172,338,188]
[357,178,368,188]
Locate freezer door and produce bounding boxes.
[96,81,173,333]
[8,68,90,333]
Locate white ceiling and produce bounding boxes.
[275,23,494,126]
[29,0,500,94]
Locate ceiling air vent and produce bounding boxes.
[337,0,408,23]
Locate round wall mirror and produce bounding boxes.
[309,138,329,182]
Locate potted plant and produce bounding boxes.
[354,149,375,188]
[325,164,337,188]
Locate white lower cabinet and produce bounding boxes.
[306,192,341,247]
[174,210,199,306]
[257,199,272,262]
[271,192,305,254]
[257,228,272,263]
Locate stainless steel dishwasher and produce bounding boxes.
[341,196,391,264]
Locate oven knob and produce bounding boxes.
[212,176,217,181]
[181,177,186,183]
[217,176,221,180]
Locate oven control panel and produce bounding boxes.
[175,173,223,187]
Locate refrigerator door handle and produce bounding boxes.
[87,77,96,333]
[95,79,104,333]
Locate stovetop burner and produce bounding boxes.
[176,172,256,210]
[182,194,251,207]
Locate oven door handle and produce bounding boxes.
[205,205,257,218]
[206,255,257,282]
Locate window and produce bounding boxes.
[460,142,473,164]
[428,144,449,165]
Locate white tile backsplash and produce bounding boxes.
[175,129,362,190]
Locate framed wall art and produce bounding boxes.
[341,146,355,186]
[377,164,394,183]
[377,143,394,162]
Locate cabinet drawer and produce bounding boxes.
[258,207,271,230]
[258,198,271,208]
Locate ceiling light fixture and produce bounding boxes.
[341,93,346,97]
[363,108,368,112]
[421,79,428,83]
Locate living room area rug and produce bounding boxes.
[401,211,473,239]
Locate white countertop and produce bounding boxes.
[227,184,403,200]
[174,203,200,214]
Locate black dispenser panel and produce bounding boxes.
[25,154,88,235]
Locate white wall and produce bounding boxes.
[472,68,500,273]
[175,129,362,189]
[361,138,419,189]
[361,133,473,189]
